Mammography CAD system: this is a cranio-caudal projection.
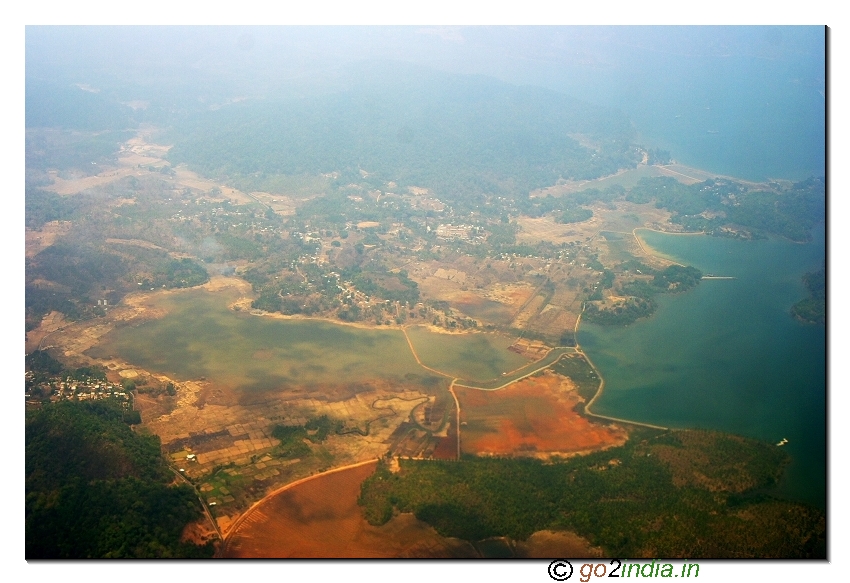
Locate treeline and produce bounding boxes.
[358,429,824,558]
[26,401,214,558]
[583,296,656,326]
[791,266,825,324]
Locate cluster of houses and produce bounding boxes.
[25,373,132,407]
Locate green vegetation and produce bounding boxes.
[359,429,824,558]
[646,148,672,165]
[26,401,214,558]
[583,265,703,326]
[550,354,600,401]
[270,415,345,459]
[583,296,657,326]
[556,206,594,224]
[26,79,134,132]
[167,66,639,202]
[25,187,83,229]
[625,176,825,242]
[651,265,703,291]
[791,266,825,324]
[26,234,209,331]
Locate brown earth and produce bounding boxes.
[40,276,433,526]
[44,167,143,196]
[221,460,602,558]
[221,461,478,558]
[517,215,600,245]
[456,371,627,459]
[25,310,68,353]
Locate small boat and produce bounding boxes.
[776,438,789,446]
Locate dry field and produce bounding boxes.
[528,163,717,200]
[456,371,627,459]
[25,221,71,258]
[40,130,256,207]
[25,310,67,354]
[246,191,297,215]
[411,259,539,326]
[171,165,255,205]
[356,221,381,229]
[136,374,431,531]
[593,201,672,233]
[526,305,577,340]
[516,215,600,245]
[44,167,143,196]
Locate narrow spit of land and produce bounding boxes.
[572,308,669,432]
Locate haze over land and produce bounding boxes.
[24,26,826,561]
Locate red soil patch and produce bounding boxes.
[222,461,476,557]
[457,372,626,458]
[432,420,459,460]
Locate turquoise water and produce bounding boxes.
[578,226,825,508]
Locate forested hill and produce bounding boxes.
[26,401,215,558]
[166,63,641,199]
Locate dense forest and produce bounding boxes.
[166,64,641,201]
[26,401,215,558]
[359,429,824,558]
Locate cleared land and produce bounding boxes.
[456,371,627,458]
[222,459,602,558]
[221,461,478,558]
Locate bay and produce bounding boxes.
[578,226,826,508]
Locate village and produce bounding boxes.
[25,370,133,409]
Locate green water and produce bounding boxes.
[90,290,422,390]
[90,289,529,391]
[405,326,528,382]
[579,226,826,508]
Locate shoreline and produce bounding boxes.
[574,304,669,432]
[631,227,697,267]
